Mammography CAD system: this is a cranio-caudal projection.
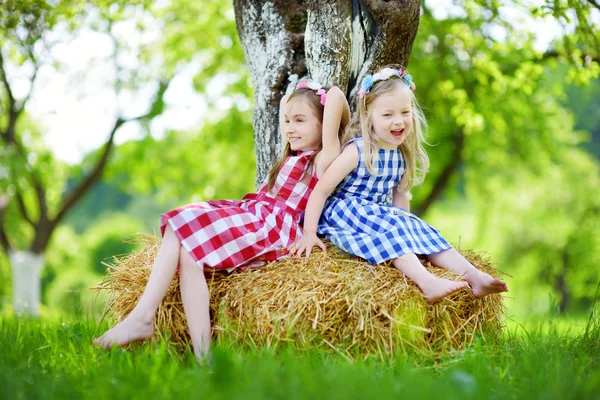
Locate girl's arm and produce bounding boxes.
[279,93,291,151]
[315,86,350,177]
[392,174,412,211]
[293,143,359,257]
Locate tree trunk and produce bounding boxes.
[555,249,570,313]
[234,0,308,187]
[9,250,44,316]
[234,0,421,184]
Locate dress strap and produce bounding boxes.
[295,149,317,158]
[342,136,362,148]
[341,136,364,167]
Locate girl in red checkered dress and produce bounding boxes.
[94,82,350,362]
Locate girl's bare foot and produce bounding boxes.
[420,277,469,303]
[469,271,508,298]
[92,315,154,349]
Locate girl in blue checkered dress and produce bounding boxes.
[293,66,508,303]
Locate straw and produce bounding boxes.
[92,234,505,360]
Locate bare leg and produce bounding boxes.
[93,224,182,348]
[178,246,212,363]
[426,249,508,298]
[393,253,469,303]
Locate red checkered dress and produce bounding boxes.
[160,150,318,271]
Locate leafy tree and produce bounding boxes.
[405,0,599,310]
[0,0,168,315]
[475,146,600,312]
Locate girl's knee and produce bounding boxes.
[427,248,455,260]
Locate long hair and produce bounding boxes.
[344,77,429,193]
[267,88,326,193]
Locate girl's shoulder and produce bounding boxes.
[342,136,364,150]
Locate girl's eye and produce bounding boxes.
[402,111,410,115]
[297,119,304,123]
[383,113,391,117]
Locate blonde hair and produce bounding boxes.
[343,75,429,193]
[267,88,325,193]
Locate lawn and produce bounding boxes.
[1,308,599,400]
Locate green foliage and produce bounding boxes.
[405,1,600,312]
[532,0,600,83]
[42,225,89,303]
[411,1,598,209]
[563,76,600,157]
[45,269,100,315]
[0,0,83,52]
[120,195,178,233]
[64,181,134,234]
[80,213,145,275]
[479,148,600,312]
[155,0,251,100]
[40,214,144,315]
[107,106,255,203]
[0,117,71,249]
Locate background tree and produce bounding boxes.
[407,0,599,311]
[0,0,168,315]
[234,0,422,185]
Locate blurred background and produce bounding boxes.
[1,0,598,330]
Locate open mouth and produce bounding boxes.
[391,129,404,139]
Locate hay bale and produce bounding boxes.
[93,234,505,360]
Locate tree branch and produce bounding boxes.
[1,49,43,226]
[20,62,39,109]
[587,0,600,10]
[0,196,11,253]
[413,128,465,217]
[0,51,16,113]
[14,187,35,228]
[9,135,48,225]
[553,205,597,312]
[0,51,21,143]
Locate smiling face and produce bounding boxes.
[284,96,323,152]
[369,85,413,148]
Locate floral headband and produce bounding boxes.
[358,67,416,98]
[297,81,327,105]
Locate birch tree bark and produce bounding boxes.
[9,251,44,316]
[234,0,421,185]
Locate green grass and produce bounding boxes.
[1,311,599,400]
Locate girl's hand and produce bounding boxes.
[290,233,327,258]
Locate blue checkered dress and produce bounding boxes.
[317,137,452,264]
